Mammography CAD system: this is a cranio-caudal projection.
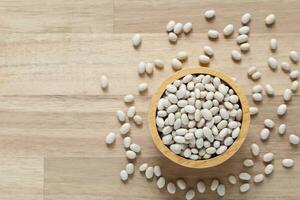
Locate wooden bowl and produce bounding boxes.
[148,67,250,169]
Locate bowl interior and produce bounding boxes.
[148,67,250,169]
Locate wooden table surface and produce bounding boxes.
[0,0,299,199]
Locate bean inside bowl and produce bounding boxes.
[148,67,250,169]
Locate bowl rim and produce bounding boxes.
[148,67,250,169]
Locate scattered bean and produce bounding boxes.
[241,13,251,25]
[263,152,274,162]
[278,124,286,135]
[100,75,108,89]
[223,24,234,37]
[157,176,166,189]
[105,132,116,144]
[183,22,193,34]
[167,182,176,194]
[265,14,276,26]
[203,46,214,57]
[264,164,274,175]
[270,38,277,51]
[120,170,128,181]
[132,33,142,47]
[289,134,300,145]
[138,83,148,93]
[251,143,260,157]
[240,183,250,193]
[290,51,299,63]
[204,10,216,20]
[231,50,242,61]
[277,104,287,116]
[253,174,264,183]
[282,159,294,168]
[208,29,219,40]
[126,163,135,175]
[228,175,237,185]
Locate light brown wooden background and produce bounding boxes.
[0,0,299,199]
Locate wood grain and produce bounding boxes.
[0,0,299,199]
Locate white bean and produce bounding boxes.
[116,110,126,122]
[133,115,143,125]
[120,123,131,135]
[265,14,275,26]
[210,179,219,191]
[268,57,278,70]
[291,81,299,92]
[185,189,195,200]
[137,62,146,75]
[208,29,219,40]
[243,159,254,167]
[251,143,260,157]
[278,124,286,135]
[176,179,186,190]
[270,38,277,51]
[173,23,183,34]
[239,172,251,181]
[282,159,294,168]
[281,62,291,72]
[264,164,274,175]
[228,175,237,185]
[199,55,210,65]
[217,184,225,197]
[166,20,176,32]
[231,50,241,61]
[171,58,183,71]
[126,150,136,160]
[204,10,216,20]
[145,166,154,179]
[126,163,134,175]
[289,134,299,145]
[168,32,178,43]
[157,177,166,189]
[251,71,262,80]
[240,183,250,193]
[241,13,251,25]
[263,152,274,162]
[236,34,248,44]
[138,83,148,93]
[240,43,250,52]
[105,132,116,144]
[223,24,234,37]
[176,51,188,61]
[277,104,287,116]
[253,174,264,183]
[264,119,275,128]
[100,75,108,89]
[283,89,292,101]
[260,128,270,141]
[239,26,250,35]
[249,107,258,115]
[203,46,214,57]
[197,181,206,193]
[167,182,176,194]
[154,59,164,69]
[132,33,142,47]
[183,22,193,34]
[289,70,300,80]
[247,66,257,76]
[120,170,128,181]
[265,84,274,96]
[139,163,148,172]
[290,51,299,63]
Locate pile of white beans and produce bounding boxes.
[101,8,300,200]
[156,74,242,160]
